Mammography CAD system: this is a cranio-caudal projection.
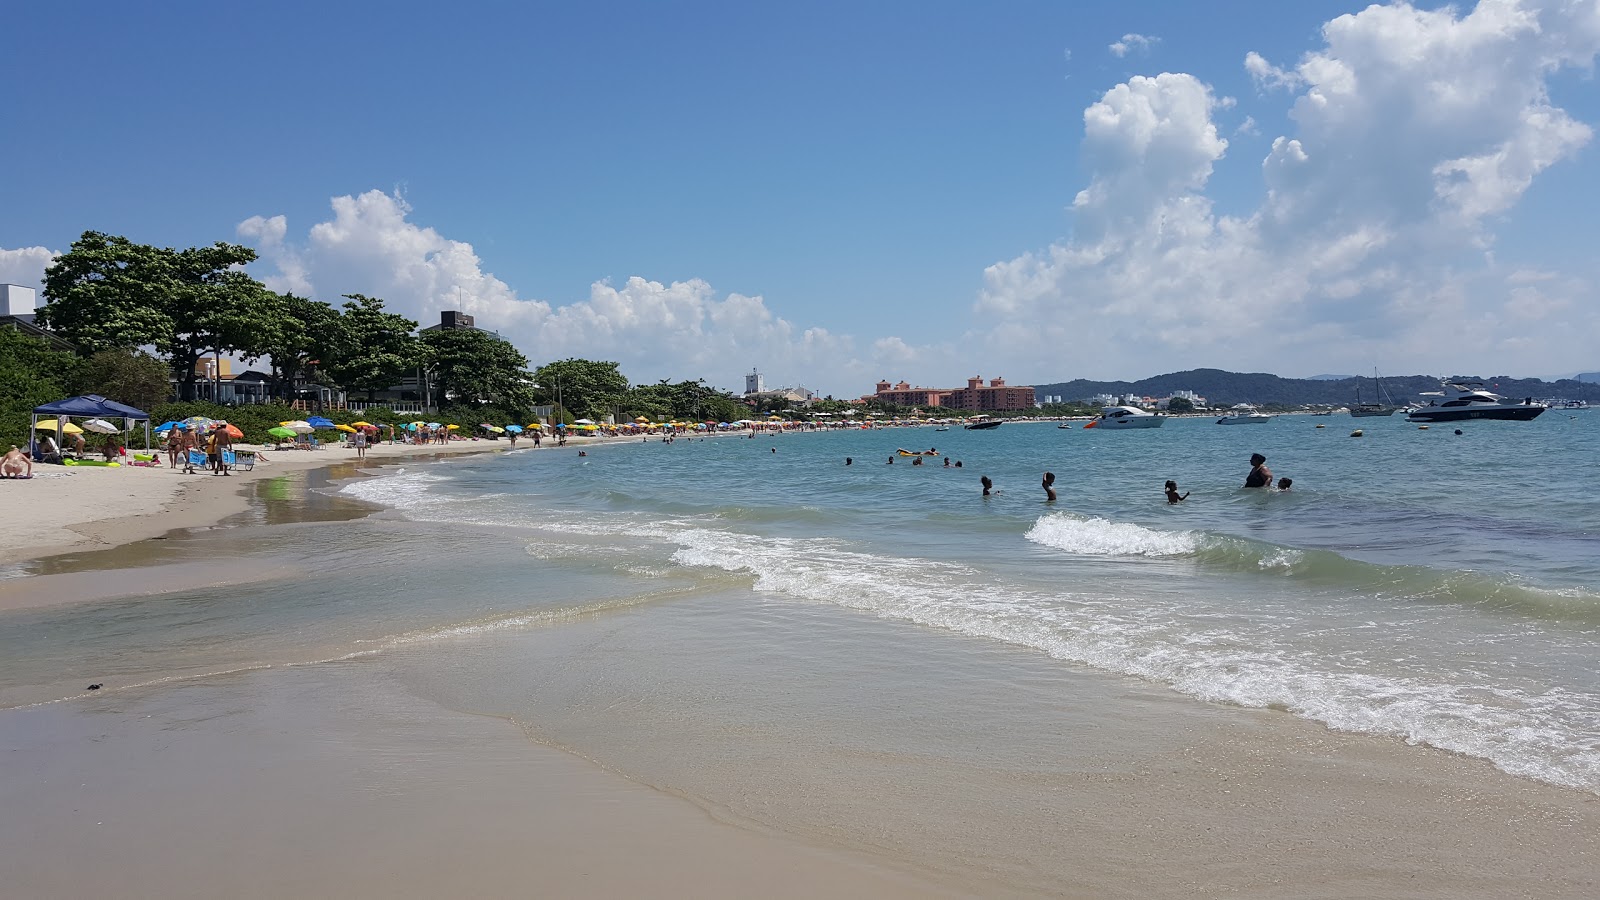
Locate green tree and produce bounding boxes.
[247,293,340,401]
[0,328,81,448]
[531,359,629,419]
[69,349,172,413]
[39,232,271,400]
[1165,396,1195,413]
[420,327,532,410]
[322,294,420,400]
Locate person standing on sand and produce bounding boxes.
[354,428,368,460]
[1244,453,1272,489]
[1042,472,1056,502]
[213,426,233,476]
[182,426,198,474]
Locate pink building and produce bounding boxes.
[868,376,1036,411]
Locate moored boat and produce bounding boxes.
[1406,382,1545,423]
[1084,406,1164,429]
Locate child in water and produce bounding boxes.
[1277,477,1292,491]
[981,476,993,496]
[1165,480,1189,503]
[1042,472,1056,502]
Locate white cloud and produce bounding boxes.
[0,246,56,298]
[238,190,941,395]
[1109,33,1159,58]
[979,0,1600,381]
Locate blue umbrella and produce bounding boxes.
[155,420,184,432]
[505,425,524,433]
[306,416,336,428]
[427,422,442,428]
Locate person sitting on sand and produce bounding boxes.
[1277,477,1293,491]
[1165,480,1189,503]
[2,445,32,478]
[1244,453,1272,488]
[1042,471,1056,502]
[981,475,993,496]
[101,436,121,462]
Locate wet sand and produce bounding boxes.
[0,663,958,900]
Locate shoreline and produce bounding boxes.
[0,431,684,570]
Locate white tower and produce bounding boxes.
[745,368,765,396]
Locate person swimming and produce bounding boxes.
[1165,480,1189,503]
[981,475,993,496]
[1277,477,1293,491]
[1042,471,1056,502]
[845,457,853,466]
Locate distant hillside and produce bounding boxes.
[1031,368,1600,407]
[1576,372,1600,384]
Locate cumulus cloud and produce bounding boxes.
[0,246,56,298]
[237,190,943,395]
[1109,33,1158,58]
[979,0,1600,380]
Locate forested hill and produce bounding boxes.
[1031,368,1600,406]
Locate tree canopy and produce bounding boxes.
[531,358,630,419]
[420,327,531,410]
[322,294,421,400]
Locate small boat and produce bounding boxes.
[963,416,1003,430]
[1084,406,1164,429]
[1216,412,1274,425]
[935,426,950,432]
[1406,381,1545,423]
[1057,423,1072,429]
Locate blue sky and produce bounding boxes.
[3,1,1598,395]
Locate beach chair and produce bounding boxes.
[310,436,321,450]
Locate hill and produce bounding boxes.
[1030,368,1600,407]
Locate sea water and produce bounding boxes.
[1,414,1598,886]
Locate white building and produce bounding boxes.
[744,368,766,396]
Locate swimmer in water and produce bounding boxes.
[845,457,853,466]
[1042,471,1056,502]
[1165,480,1189,503]
[981,475,993,496]
[1277,477,1292,491]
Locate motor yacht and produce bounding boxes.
[1215,412,1275,425]
[1084,406,1164,429]
[1406,382,1545,423]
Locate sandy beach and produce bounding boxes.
[2,424,1597,898]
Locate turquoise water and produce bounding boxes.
[2,413,1598,803]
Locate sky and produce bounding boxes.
[2,0,1598,396]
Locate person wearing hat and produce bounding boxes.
[1245,453,1272,488]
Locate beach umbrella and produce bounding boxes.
[574,418,595,425]
[352,421,373,428]
[284,420,314,434]
[505,425,524,433]
[215,423,244,439]
[183,416,215,429]
[155,420,185,432]
[446,424,459,431]
[427,422,442,428]
[36,420,84,434]
[306,416,336,429]
[81,418,120,434]
[267,426,297,439]
[334,424,357,433]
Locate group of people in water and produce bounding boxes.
[966,451,1292,499]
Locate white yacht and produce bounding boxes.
[1406,381,1545,423]
[1215,412,1275,425]
[1085,406,1164,429]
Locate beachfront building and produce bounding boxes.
[868,376,1036,411]
[744,368,766,397]
[1157,390,1208,410]
[1,283,75,351]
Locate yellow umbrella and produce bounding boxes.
[36,420,84,434]
[352,420,373,428]
[446,424,459,431]
[335,424,358,433]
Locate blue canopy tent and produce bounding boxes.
[31,395,153,455]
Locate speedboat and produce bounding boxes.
[963,416,1003,430]
[1084,406,1164,429]
[1406,382,1545,423]
[1216,412,1274,425]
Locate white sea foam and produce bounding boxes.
[328,461,1600,793]
[1024,514,1200,557]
